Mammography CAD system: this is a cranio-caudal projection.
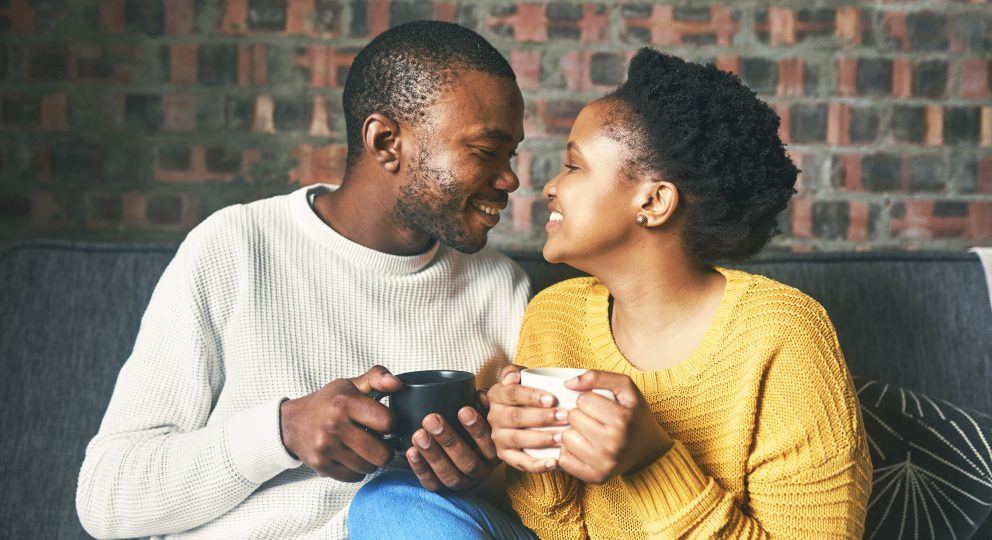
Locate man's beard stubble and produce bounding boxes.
[394,151,485,254]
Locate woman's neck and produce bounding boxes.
[598,253,727,370]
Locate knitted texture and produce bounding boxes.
[76,184,530,539]
[507,268,872,539]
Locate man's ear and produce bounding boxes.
[635,180,679,228]
[362,113,402,173]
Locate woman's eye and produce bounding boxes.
[509,150,519,159]
[564,163,579,173]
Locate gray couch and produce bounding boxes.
[2,240,991,538]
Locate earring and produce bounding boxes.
[635,214,648,226]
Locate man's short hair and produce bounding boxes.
[342,20,516,168]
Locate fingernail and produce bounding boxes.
[424,415,442,435]
[555,409,568,422]
[502,372,517,385]
[460,410,477,426]
[566,377,579,385]
[540,395,554,407]
[545,459,556,469]
[553,432,562,443]
[414,431,431,449]
[408,450,420,463]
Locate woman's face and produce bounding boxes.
[542,101,643,268]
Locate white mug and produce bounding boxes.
[519,367,615,460]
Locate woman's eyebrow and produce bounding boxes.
[567,141,583,156]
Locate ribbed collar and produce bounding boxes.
[583,266,753,391]
[291,184,442,275]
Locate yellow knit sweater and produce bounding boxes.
[506,267,872,539]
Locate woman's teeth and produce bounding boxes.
[549,211,563,222]
[471,199,501,216]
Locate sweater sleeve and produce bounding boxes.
[507,468,588,540]
[617,305,872,539]
[75,212,302,539]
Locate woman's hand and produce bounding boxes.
[486,365,568,473]
[557,370,674,484]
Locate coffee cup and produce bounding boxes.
[370,370,477,451]
[519,367,615,460]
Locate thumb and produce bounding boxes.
[350,365,402,395]
[565,370,638,408]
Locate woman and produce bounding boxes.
[486,48,871,538]
[350,48,871,539]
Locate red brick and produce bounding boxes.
[514,150,534,190]
[847,200,869,241]
[511,193,536,233]
[540,100,583,135]
[960,59,990,98]
[488,4,548,42]
[839,154,863,192]
[366,0,390,38]
[624,5,738,46]
[777,59,803,97]
[171,44,197,84]
[286,0,314,35]
[100,0,125,33]
[122,192,145,226]
[310,94,331,136]
[925,105,943,146]
[433,2,458,22]
[773,103,791,144]
[511,50,541,91]
[892,59,912,98]
[969,202,992,239]
[982,107,992,147]
[715,55,740,76]
[237,44,266,86]
[769,8,796,45]
[164,0,194,35]
[578,3,609,42]
[220,0,247,34]
[836,57,857,96]
[290,144,347,185]
[885,12,910,50]
[2,0,35,33]
[155,146,243,183]
[791,197,813,238]
[40,94,68,130]
[827,103,850,145]
[978,157,992,193]
[162,94,196,131]
[254,95,275,133]
[835,7,861,44]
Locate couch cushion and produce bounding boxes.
[855,376,992,539]
[0,241,176,539]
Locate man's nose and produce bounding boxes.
[493,162,520,193]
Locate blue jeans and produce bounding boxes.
[348,470,538,540]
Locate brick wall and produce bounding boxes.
[1,0,990,252]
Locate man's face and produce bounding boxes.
[394,71,525,254]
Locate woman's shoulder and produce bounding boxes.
[720,267,833,331]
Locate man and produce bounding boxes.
[76,21,528,539]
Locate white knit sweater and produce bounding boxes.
[76,184,530,539]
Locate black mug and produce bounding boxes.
[370,370,478,451]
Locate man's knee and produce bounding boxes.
[349,470,421,522]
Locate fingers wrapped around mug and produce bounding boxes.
[404,413,494,491]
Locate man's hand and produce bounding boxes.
[279,365,402,483]
[486,365,568,473]
[404,399,500,491]
[557,370,674,484]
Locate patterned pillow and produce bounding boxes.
[854,376,992,539]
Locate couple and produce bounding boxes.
[76,20,870,539]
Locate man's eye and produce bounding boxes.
[476,147,498,157]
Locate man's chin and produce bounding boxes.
[439,229,488,254]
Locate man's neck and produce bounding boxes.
[312,179,436,256]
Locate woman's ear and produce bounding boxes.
[635,181,679,228]
[362,113,402,173]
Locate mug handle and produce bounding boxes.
[367,390,397,446]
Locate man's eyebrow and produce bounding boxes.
[469,128,524,143]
